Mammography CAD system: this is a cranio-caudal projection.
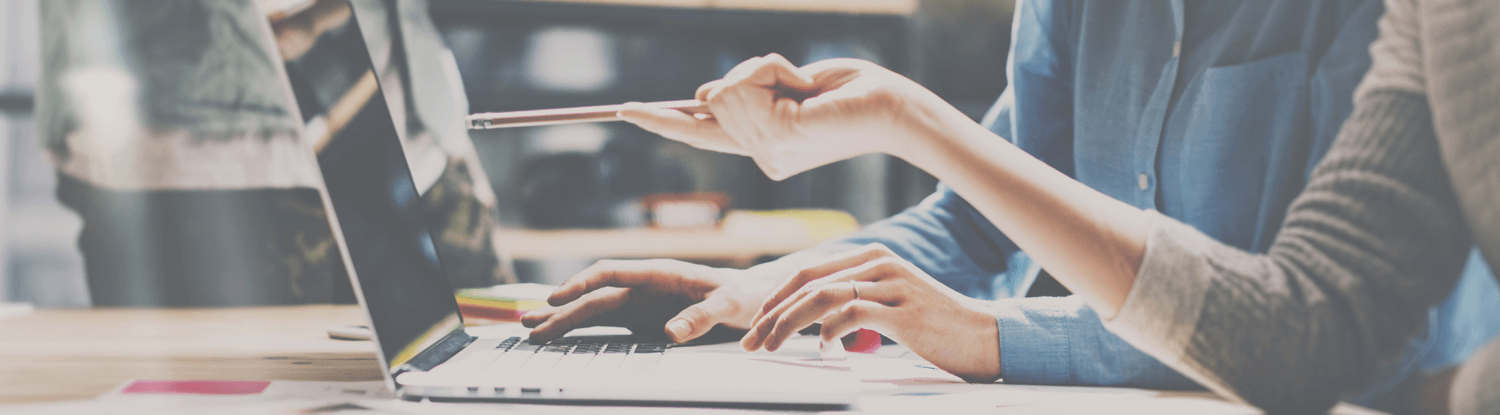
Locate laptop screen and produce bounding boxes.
[270,0,465,374]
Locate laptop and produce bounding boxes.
[262,0,861,409]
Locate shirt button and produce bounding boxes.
[1172,41,1181,57]
[1138,173,1150,190]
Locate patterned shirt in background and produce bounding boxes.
[36,0,512,304]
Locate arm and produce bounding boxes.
[622,56,1149,319]
[792,0,1075,304]
[527,0,1075,346]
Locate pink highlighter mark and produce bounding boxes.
[121,380,271,395]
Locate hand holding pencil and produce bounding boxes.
[471,54,947,184]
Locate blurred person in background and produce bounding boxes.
[35,0,511,307]
[528,0,1500,412]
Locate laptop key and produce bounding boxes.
[496,337,521,350]
[510,339,544,353]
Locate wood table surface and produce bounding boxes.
[0,305,382,406]
[0,306,1389,414]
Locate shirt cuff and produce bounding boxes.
[993,296,1079,384]
[1101,210,1214,368]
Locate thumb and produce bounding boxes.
[748,53,816,93]
[664,296,735,343]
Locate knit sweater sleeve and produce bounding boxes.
[1106,88,1470,412]
[1100,1,1478,410]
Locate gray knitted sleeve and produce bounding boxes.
[1104,91,1472,413]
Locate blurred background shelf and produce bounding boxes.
[496,0,918,15]
[1,0,1014,303]
[501,209,858,268]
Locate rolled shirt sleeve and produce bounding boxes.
[994,296,1197,389]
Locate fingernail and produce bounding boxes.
[743,333,761,349]
[666,320,691,339]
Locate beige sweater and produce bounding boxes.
[1102,0,1500,412]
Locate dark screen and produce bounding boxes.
[275,0,464,372]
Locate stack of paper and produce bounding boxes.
[455,283,556,321]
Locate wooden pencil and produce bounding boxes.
[466,99,710,129]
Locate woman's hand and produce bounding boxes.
[626,55,1147,326]
[740,243,1001,382]
[619,54,962,180]
[522,259,785,343]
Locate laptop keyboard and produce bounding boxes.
[432,336,670,383]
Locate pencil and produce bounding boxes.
[466,99,711,129]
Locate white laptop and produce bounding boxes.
[265,0,861,409]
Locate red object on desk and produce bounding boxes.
[120,380,271,395]
[840,329,882,353]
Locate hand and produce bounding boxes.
[619,54,956,180]
[741,244,1001,382]
[521,259,783,343]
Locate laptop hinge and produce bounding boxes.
[396,328,475,376]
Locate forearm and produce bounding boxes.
[892,93,1148,318]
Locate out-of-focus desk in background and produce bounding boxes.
[502,0,917,14]
[499,210,860,268]
[502,228,829,268]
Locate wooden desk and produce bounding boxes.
[0,306,1382,414]
[0,306,380,406]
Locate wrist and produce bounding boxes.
[887,86,993,172]
[957,302,1003,382]
[918,296,1002,382]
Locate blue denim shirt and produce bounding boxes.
[807,0,1500,405]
